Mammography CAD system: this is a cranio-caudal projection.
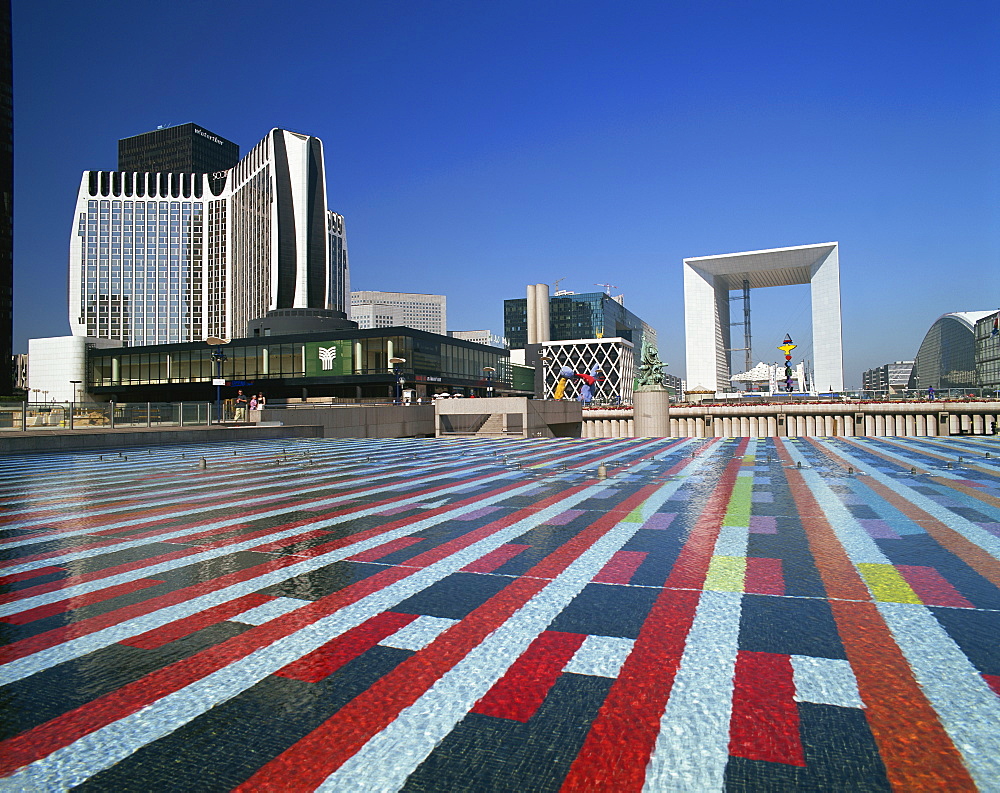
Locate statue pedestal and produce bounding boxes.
[634,388,671,437]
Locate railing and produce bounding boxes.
[0,402,214,432]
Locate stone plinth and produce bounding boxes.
[634,388,671,437]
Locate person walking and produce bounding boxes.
[234,390,249,422]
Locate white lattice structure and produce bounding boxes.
[539,338,635,404]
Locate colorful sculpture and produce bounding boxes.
[553,364,602,403]
[778,335,797,392]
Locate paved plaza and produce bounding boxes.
[1,434,999,791]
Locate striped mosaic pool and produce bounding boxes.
[1,434,998,790]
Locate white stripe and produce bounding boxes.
[876,602,1000,789]
[642,590,743,793]
[378,616,458,651]
[0,477,631,789]
[781,441,890,565]
[564,635,635,678]
[790,655,864,708]
[318,521,653,793]
[0,473,573,683]
[831,440,1000,559]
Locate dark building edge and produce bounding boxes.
[0,0,11,395]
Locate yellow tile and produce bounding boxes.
[857,563,922,603]
[704,556,747,592]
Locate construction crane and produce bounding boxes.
[595,283,618,294]
[552,277,567,294]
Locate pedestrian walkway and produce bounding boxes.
[0,435,998,790]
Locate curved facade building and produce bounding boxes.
[69,129,349,346]
[908,311,993,390]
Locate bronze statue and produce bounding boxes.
[636,342,667,388]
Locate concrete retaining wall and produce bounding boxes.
[265,405,435,438]
[0,423,324,455]
[583,402,1000,438]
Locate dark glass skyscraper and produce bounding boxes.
[118,123,239,174]
[504,291,655,352]
[0,0,12,394]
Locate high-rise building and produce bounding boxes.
[504,289,656,353]
[118,123,240,175]
[0,0,12,394]
[69,128,350,346]
[350,291,446,335]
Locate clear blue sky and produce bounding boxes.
[12,0,999,385]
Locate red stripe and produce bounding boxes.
[471,631,586,721]
[0,464,495,566]
[729,651,805,766]
[120,593,276,650]
[0,473,640,775]
[235,481,666,790]
[0,439,655,573]
[346,536,424,563]
[983,674,1000,698]
[0,565,63,585]
[562,440,746,791]
[0,578,164,626]
[592,550,647,584]
[247,529,332,554]
[0,477,543,656]
[275,612,418,683]
[460,544,530,573]
[0,546,213,606]
[788,439,976,789]
[895,565,973,608]
[0,564,418,777]
[744,557,784,595]
[7,439,626,546]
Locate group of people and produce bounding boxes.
[233,390,266,422]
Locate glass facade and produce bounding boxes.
[88,330,512,391]
[504,292,656,352]
[78,198,203,346]
[117,123,240,174]
[975,312,1000,390]
[908,314,980,390]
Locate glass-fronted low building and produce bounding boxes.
[908,311,994,391]
[83,327,519,402]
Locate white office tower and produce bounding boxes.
[448,330,506,348]
[68,129,349,345]
[350,291,446,334]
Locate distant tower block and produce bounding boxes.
[683,243,843,392]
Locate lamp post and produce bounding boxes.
[483,366,495,398]
[389,357,406,403]
[207,337,230,423]
[70,380,81,405]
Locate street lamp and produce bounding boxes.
[207,337,231,422]
[483,366,495,398]
[70,380,82,405]
[389,357,406,403]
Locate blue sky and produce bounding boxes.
[12,0,999,385]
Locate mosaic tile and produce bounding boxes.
[0,436,998,790]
